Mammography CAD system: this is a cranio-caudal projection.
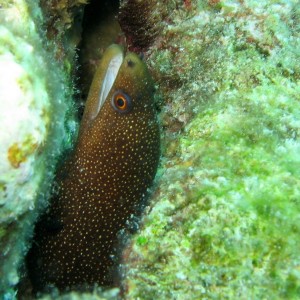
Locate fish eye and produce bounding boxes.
[111,90,132,114]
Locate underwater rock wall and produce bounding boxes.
[1,0,299,299]
[39,0,87,61]
[0,0,76,298]
[123,0,300,299]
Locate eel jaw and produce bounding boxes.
[95,50,124,118]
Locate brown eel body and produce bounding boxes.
[27,45,160,293]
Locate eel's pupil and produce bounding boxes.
[117,98,125,107]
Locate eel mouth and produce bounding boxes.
[95,45,124,118]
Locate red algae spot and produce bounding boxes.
[209,0,221,5]
[184,0,192,10]
[7,137,38,168]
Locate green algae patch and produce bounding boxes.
[125,84,300,299]
[0,0,299,298]
[124,0,300,299]
[184,82,300,298]
[0,0,77,297]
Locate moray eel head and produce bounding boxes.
[80,44,156,135]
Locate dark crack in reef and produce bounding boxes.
[78,0,121,98]
[26,2,161,295]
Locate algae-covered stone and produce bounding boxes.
[124,0,300,299]
[0,1,76,298]
[37,287,119,300]
[1,0,299,299]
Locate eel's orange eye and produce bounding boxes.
[111,90,132,114]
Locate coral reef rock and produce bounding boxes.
[1,0,300,299]
[0,0,76,298]
[123,0,300,299]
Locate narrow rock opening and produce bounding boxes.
[78,0,121,100]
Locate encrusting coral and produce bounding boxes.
[122,0,300,299]
[1,0,300,299]
[39,0,88,60]
[0,0,77,298]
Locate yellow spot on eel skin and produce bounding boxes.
[27,45,160,292]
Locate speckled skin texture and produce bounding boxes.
[27,45,160,293]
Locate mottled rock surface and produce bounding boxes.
[123,1,300,299]
[0,1,76,298]
[1,0,299,299]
